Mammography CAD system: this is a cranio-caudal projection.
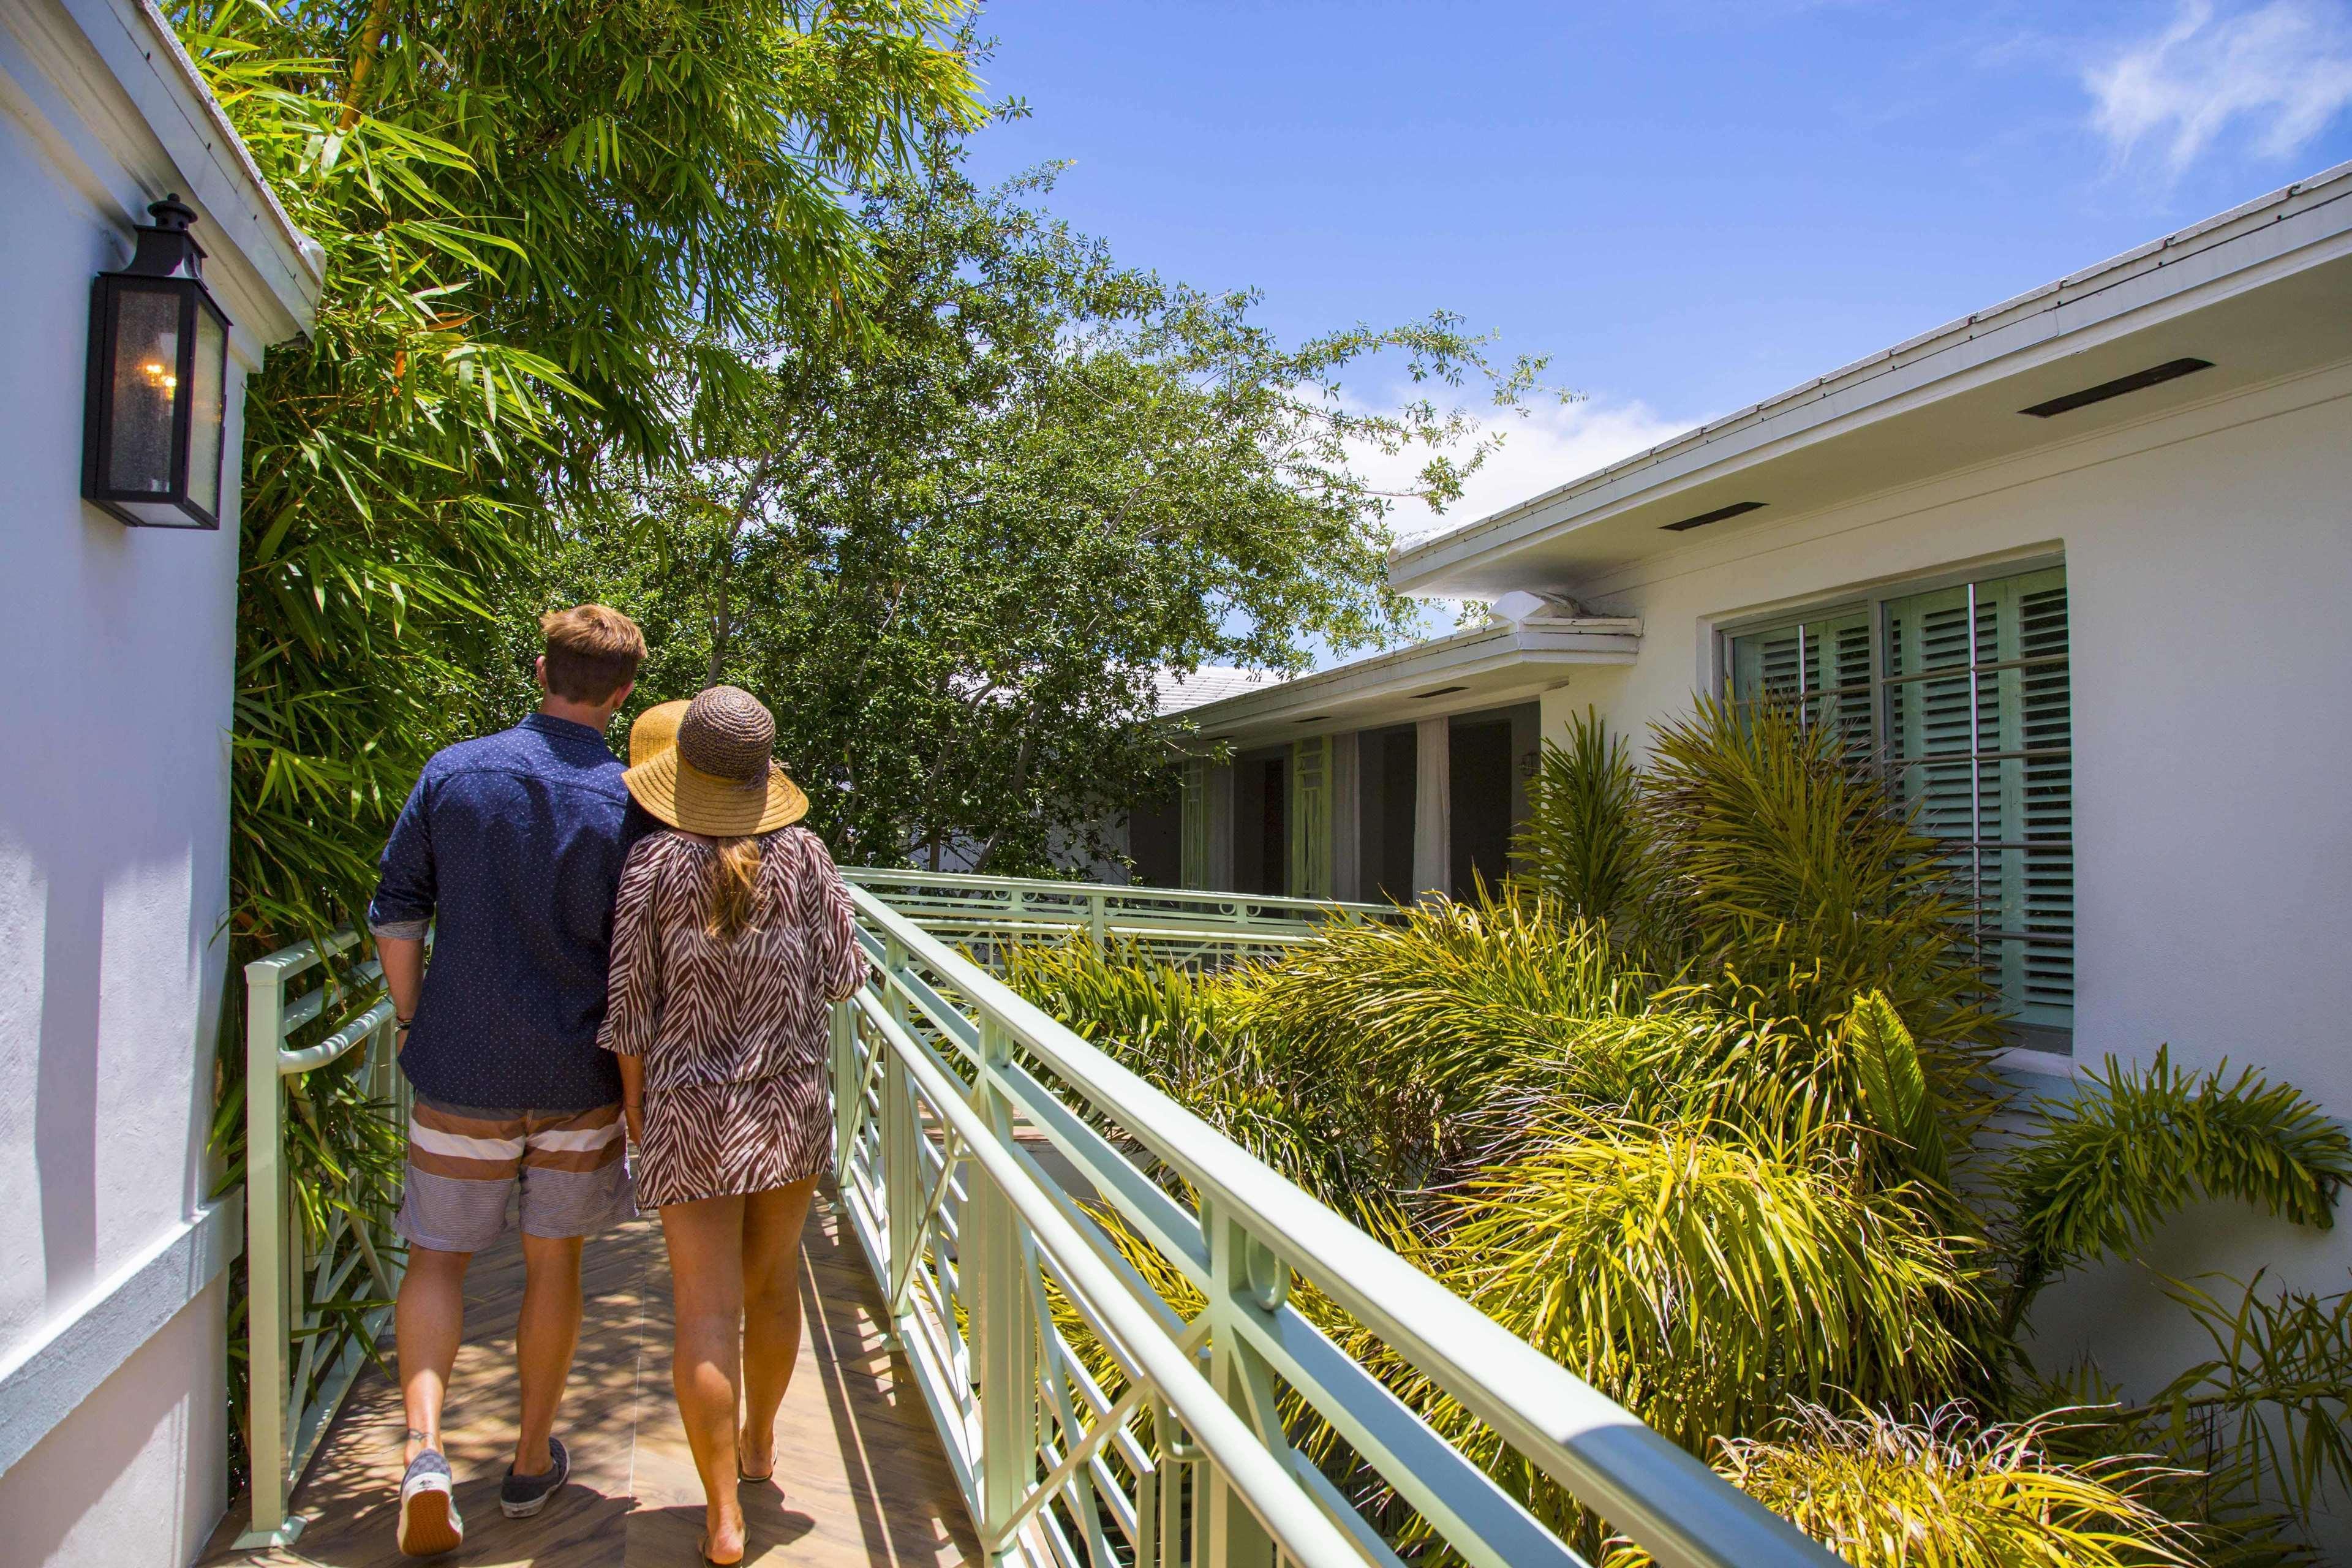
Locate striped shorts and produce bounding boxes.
[393,1096,634,1254]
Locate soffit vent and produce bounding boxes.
[1662,500,1766,533]
[2019,357,2213,418]
[1409,685,1470,699]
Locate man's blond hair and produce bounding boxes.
[540,605,646,703]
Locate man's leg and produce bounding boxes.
[505,1101,628,1487]
[396,1245,472,1464]
[512,1232,584,1477]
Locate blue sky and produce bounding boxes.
[963,1,2352,545]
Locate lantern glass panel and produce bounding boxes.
[105,285,184,497]
[188,304,227,518]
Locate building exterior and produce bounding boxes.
[1170,157,2352,1449]
[0,1,320,1562]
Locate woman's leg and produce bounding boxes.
[660,1194,749,1562]
[737,1176,820,1479]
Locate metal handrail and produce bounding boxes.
[236,929,409,1550]
[834,882,1840,1568]
[844,867,1393,923]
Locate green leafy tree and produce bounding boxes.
[530,137,1555,870]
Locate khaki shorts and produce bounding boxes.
[394,1096,633,1254]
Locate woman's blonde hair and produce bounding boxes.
[707,835,765,940]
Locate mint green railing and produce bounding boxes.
[831,882,1841,1568]
[235,930,407,1550]
[232,870,1838,1567]
[840,867,1398,963]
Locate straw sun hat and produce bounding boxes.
[625,699,690,766]
[623,686,809,837]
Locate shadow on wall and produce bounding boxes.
[0,1276,222,1564]
[35,859,102,1314]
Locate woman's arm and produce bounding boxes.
[797,832,867,1003]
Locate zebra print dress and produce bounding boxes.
[597,826,865,1207]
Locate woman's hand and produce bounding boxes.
[624,1101,644,1149]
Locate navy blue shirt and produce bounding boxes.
[369,713,652,1110]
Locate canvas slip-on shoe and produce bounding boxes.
[500,1433,570,1518]
[396,1449,463,1556]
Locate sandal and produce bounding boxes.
[737,1439,774,1483]
[701,1532,745,1567]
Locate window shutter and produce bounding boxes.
[1290,736,1332,900]
[1886,567,2073,1032]
[1180,757,1209,889]
[1733,564,2074,1039]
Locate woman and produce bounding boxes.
[600,685,865,1565]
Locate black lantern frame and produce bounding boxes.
[82,194,234,530]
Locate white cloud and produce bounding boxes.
[2087,0,2352,173]
[1370,394,1703,550]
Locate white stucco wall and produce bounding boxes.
[1557,361,2352,1115]
[1534,358,2352,1540]
[0,8,288,1559]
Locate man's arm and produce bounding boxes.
[380,936,425,1050]
[369,772,437,1047]
[615,1052,644,1148]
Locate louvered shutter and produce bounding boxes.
[1180,757,1209,889]
[1885,567,2073,1031]
[1290,736,1332,900]
[1729,565,2074,1038]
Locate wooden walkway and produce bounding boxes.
[204,1188,978,1568]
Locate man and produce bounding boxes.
[369,605,649,1556]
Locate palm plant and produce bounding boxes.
[1009,698,2352,1562]
[1602,1404,2199,1568]
[1435,1108,1982,1456]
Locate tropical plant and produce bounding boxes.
[2146,1271,2352,1533]
[1514,706,1662,936]
[1602,1404,2200,1568]
[1005,698,2352,1562]
[1999,1049,2351,1329]
[1436,1110,1981,1455]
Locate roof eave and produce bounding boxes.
[39,0,325,347]
[1389,157,2352,598]
[1170,619,1641,746]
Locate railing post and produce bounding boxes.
[236,956,299,1548]
[831,1000,858,1191]
[969,1017,1037,1562]
[882,940,921,1320]
[1088,888,1107,950]
[1200,1199,1280,1568]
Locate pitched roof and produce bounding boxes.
[1155,666,1291,715]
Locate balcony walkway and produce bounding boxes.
[202,1188,978,1568]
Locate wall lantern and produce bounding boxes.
[1519,748,1542,781]
[82,194,232,529]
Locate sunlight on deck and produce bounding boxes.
[204,1189,978,1567]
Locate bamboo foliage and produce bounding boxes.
[172,0,978,1486]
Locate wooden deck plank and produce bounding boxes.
[203,1188,978,1568]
